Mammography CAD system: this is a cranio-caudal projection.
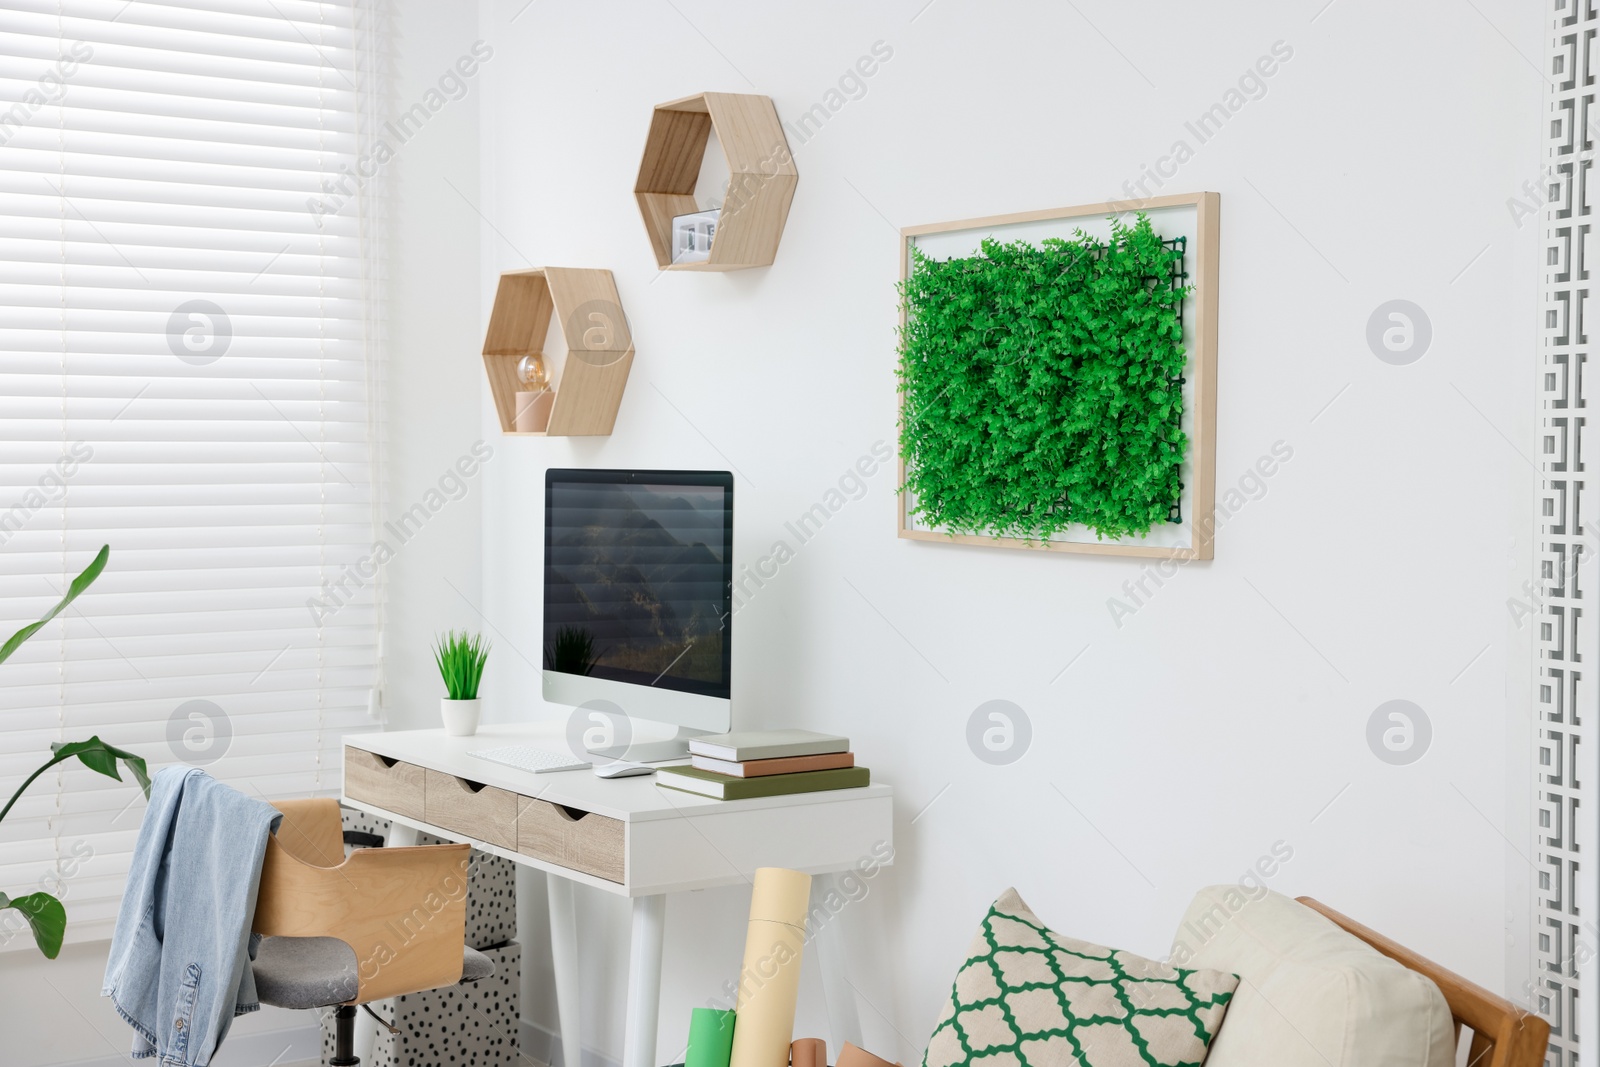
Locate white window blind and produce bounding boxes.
[0,0,382,948]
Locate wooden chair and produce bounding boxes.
[252,799,494,1067]
[1298,898,1550,1067]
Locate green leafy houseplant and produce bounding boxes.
[897,213,1191,543]
[0,545,151,958]
[433,630,490,700]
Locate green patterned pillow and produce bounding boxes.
[923,889,1238,1067]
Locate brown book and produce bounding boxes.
[688,751,855,778]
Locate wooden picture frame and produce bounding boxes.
[896,191,1220,560]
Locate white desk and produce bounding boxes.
[340,725,894,1067]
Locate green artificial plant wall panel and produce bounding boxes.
[898,216,1187,542]
[895,193,1219,560]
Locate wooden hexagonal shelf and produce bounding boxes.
[481,267,634,437]
[634,92,798,272]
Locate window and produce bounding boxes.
[0,0,381,948]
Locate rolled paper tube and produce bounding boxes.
[686,1007,737,1067]
[514,389,554,432]
[729,867,812,1067]
[790,1038,827,1067]
[837,1043,900,1067]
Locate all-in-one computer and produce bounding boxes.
[472,468,734,772]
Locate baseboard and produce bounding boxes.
[520,1018,622,1067]
[58,1022,322,1067]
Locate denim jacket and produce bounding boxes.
[103,766,282,1066]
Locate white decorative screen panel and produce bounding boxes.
[1539,3,1598,1064]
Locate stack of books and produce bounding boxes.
[655,730,868,800]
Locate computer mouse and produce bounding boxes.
[593,761,655,779]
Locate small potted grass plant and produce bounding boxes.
[433,630,490,736]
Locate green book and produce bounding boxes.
[655,764,870,800]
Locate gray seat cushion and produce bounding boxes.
[254,936,495,1010]
[461,944,495,982]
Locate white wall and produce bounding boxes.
[473,0,1543,1062]
[378,0,488,735]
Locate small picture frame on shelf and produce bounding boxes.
[672,209,719,265]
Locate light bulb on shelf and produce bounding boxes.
[513,353,555,433]
[517,354,548,390]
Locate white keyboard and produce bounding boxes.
[468,744,590,774]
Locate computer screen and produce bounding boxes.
[543,469,733,700]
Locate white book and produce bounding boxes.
[687,729,849,762]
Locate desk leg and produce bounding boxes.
[812,873,864,1050]
[548,874,584,1067]
[623,894,666,1067]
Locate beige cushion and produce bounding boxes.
[1171,886,1453,1067]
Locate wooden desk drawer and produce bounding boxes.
[517,798,625,883]
[344,747,425,820]
[424,769,518,850]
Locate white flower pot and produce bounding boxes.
[441,697,481,737]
